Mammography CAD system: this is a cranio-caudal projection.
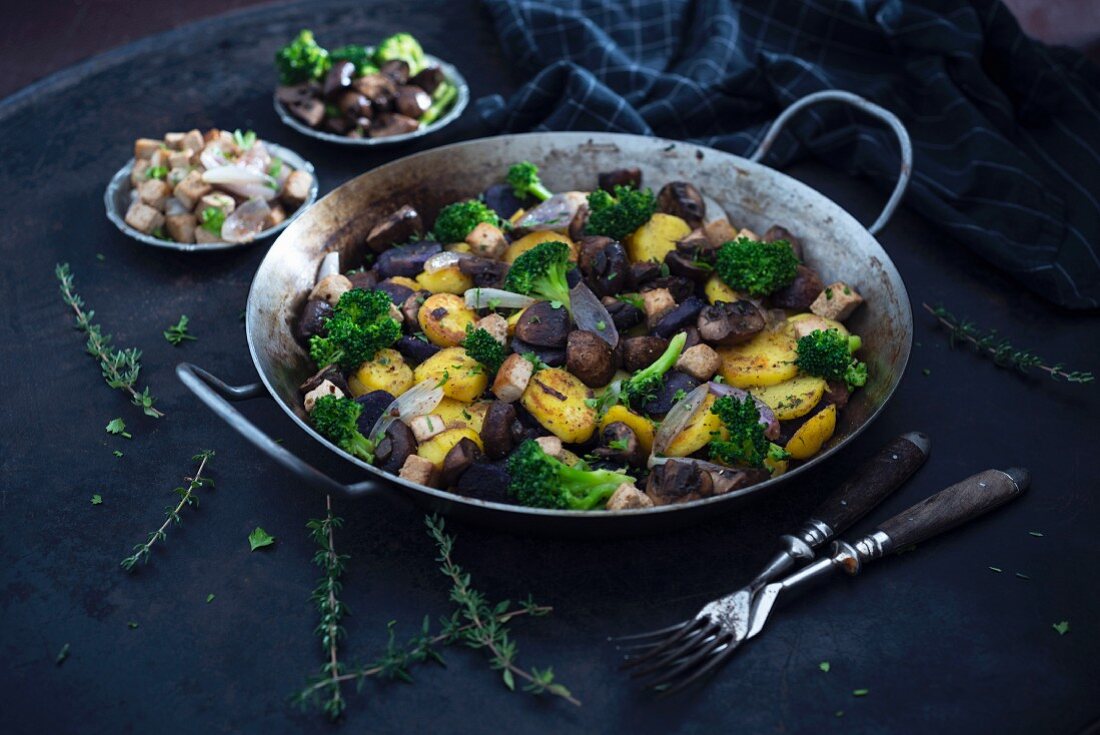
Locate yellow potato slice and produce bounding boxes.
[521,367,597,443]
[663,393,728,458]
[504,231,576,264]
[347,348,413,398]
[416,265,474,295]
[434,397,490,433]
[418,293,478,347]
[412,347,488,402]
[746,375,827,421]
[717,330,798,388]
[785,404,837,460]
[624,213,691,263]
[704,274,743,304]
[417,427,484,468]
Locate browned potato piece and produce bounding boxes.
[418,293,477,347]
[520,367,597,443]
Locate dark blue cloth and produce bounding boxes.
[478,0,1100,309]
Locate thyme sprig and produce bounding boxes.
[923,303,1094,384]
[163,315,196,346]
[121,451,214,571]
[293,513,576,720]
[55,263,164,417]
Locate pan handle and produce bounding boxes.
[176,362,381,498]
[749,89,912,236]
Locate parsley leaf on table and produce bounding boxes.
[1053,621,1070,635]
[249,527,276,551]
[106,418,131,439]
[91,494,103,505]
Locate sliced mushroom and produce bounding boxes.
[294,298,333,346]
[376,278,415,305]
[621,335,669,372]
[352,73,397,106]
[401,290,430,327]
[568,202,589,242]
[653,296,705,339]
[354,390,397,434]
[286,96,325,127]
[640,371,700,417]
[335,91,372,120]
[593,422,645,467]
[380,59,411,84]
[645,460,707,506]
[370,113,420,138]
[602,297,644,331]
[376,421,416,475]
[481,401,519,459]
[410,65,445,95]
[276,82,319,106]
[664,250,711,283]
[696,300,766,346]
[566,330,616,388]
[323,61,357,98]
[769,265,824,311]
[299,364,349,397]
[579,239,629,298]
[481,183,526,220]
[457,256,508,288]
[640,275,695,303]
[375,238,440,277]
[395,333,440,363]
[675,228,719,262]
[514,300,570,347]
[366,205,424,254]
[348,269,379,290]
[395,85,432,119]
[509,337,566,367]
[657,181,706,228]
[598,168,642,192]
[763,225,803,261]
[440,437,482,487]
[628,261,662,290]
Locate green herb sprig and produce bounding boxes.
[924,303,1093,384]
[55,263,163,417]
[293,513,577,720]
[163,315,196,346]
[121,451,214,571]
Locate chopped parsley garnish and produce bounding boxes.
[163,315,196,346]
[233,129,257,150]
[146,165,168,180]
[818,662,830,672]
[200,206,226,235]
[106,418,132,439]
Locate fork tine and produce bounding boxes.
[654,640,741,697]
[619,618,706,670]
[608,621,688,644]
[627,623,719,678]
[643,632,733,691]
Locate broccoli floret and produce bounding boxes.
[309,288,401,370]
[714,237,799,296]
[462,327,505,373]
[311,394,375,463]
[373,32,427,75]
[585,185,656,241]
[275,29,330,85]
[502,240,574,311]
[432,200,501,244]
[506,161,552,202]
[708,393,788,469]
[795,328,868,390]
[506,440,634,510]
[620,332,687,409]
[329,44,378,76]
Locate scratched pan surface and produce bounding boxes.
[241,131,912,534]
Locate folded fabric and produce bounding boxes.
[478,0,1100,309]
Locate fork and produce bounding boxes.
[618,465,1030,695]
[615,432,931,689]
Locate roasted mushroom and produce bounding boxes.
[621,335,670,372]
[380,59,411,85]
[579,238,630,297]
[374,238,440,278]
[323,61,357,98]
[410,65,445,94]
[375,421,416,475]
[480,401,521,459]
[764,225,803,261]
[395,85,432,119]
[657,181,706,228]
[366,205,424,254]
[664,250,712,283]
[509,337,566,367]
[598,168,642,192]
[653,295,705,339]
[593,422,645,466]
[457,256,508,288]
[369,113,419,138]
[603,297,644,331]
[295,298,333,346]
[354,390,397,434]
[769,265,824,311]
[440,437,482,486]
[566,330,616,388]
[514,301,570,347]
[696,300,766,346]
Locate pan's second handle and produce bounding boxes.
[176,363,381,499]
[749,89,913,235]
[803,431,930,545]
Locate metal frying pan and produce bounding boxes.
[178,90,914,536]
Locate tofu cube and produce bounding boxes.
[475,314,509,345]
[491,353,533,403]
[409,414,446,443]
[165,213,197,244]
[130,159,151,187]
[303,379,345,413]
[643,287,676,326]
[675,343,720,381]
[735,227,759,241]
[465,222,507,259]
[195,224,224,243]
[810,282,864,322]
[264,204,287,230]
[133,138,161,160]
[606,483,654,511]
[182,129,204,154]
[173,170,212,210]
[199,192,236,216]
[534,436,565,460]
[399,454,438,487]
[168,148,193,169]
[138,179,171,210]
[149,148,170,169]
[702,218,738,247]
[164,132,186,150]
[280,170,313,210]
[124,201,165,235]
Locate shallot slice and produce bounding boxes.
[318,251,341,280]
[368,382,445,443]
[202,165,279,201]
[650,382,710,461]
[701,192,730,225]
[707,382,780,439]
[569,282,619,347]
[464,287,536,310]
[199,141,234,171]
[423,251,471,273]
[221,198,271,243]
[238,141,272,173]
[514,191,587,232]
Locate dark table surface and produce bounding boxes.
[2,1,1098,733]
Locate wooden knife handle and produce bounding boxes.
[808,432,930,542]
[875,468,1030,550]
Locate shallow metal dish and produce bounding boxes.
[180,91,914,535]
[104,141,318,252]
[272,54,469,147]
